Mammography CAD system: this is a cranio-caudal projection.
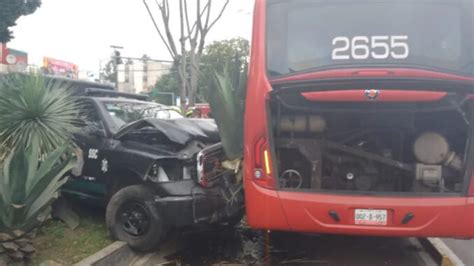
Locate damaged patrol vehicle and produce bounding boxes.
[63,89,243,251]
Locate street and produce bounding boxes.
[128,228,438,266]
[443,238,474,265]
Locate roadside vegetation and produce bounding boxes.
[31,203,111,265]
[152,38,249,104]
[0,74,80,264]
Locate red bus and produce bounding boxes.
[244,0,474,237]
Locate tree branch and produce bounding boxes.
[183,0,193,39]
[196,0,229,56]
[203,0,212,31]
[143,0,176,58]
[143,0,230,106]
[207,0,229,31]
[165,0,170,18]
[187,2,210,39]
[158,0,179,58]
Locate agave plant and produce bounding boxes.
[0,73,79,155]
[0,139,77,262]
[207,58,247,159]
[0,73,79,263]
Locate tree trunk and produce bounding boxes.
[177,59,187,112]
[144,0,229,108]
[189,71,197,106]
[178,0,188,111]
[188,44,199,106]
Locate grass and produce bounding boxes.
[30,202,112,265]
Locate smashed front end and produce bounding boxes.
[116,118,244,227]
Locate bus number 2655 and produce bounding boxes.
[332,35,409,60]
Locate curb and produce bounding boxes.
[74,241,136,266]
[419,238,465,266]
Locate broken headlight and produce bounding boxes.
[197,143,225,187]
[147,163,170,183]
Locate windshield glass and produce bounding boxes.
[267,0,474,77]
[102,101,183,128]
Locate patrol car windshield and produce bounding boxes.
[102,101,183,128]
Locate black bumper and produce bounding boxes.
[152,180,243,227]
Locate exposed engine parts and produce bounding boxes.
[413,132,450,164]
[411,132,464,190]
[272,97,470,194]
[279,115,327,133]
[279,169,304,189]
[413,132,463,171]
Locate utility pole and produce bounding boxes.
[110,45,123,89]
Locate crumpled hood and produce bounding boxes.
[115,118,220,145]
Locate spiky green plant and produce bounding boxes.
[0,73,79,155]
[0,138,76,238]
[0,73,79,263]
[207,58,247,159]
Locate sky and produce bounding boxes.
[8,0,254,76]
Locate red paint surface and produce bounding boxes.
[243,0,474,238]
[302,90,447,102]
[469,168,474,196]
[272,68,474,84]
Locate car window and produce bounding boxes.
[156,109,183,119]
[79,100,106,135]
[102,101,183,128]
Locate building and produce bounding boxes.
[117,56,172,95]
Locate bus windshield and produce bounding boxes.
[267,0,474,77]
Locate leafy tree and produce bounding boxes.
[202,38,249,73]
[152,69,180,105]
[152,38,250,103]
[199,38,249,102]
[102,51,124,84]
[0,0,42,42]
[103,60,117,84]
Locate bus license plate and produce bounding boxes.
[355,209,387,226]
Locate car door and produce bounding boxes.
[65,99,109,202]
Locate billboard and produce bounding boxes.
[43,57,78,79]
[5,49,28,67]
[0,44,28,71]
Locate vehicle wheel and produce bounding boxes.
[106,185,166,252]
[105,173,139,204]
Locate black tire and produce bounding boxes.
[106,185,166,252]
[105,171,140,204]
